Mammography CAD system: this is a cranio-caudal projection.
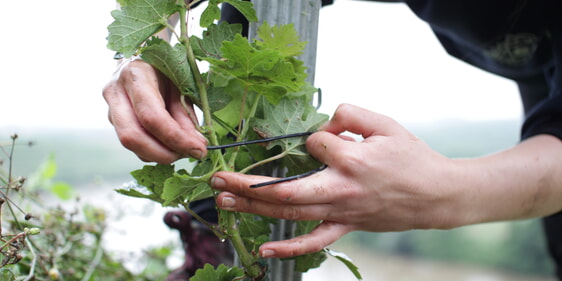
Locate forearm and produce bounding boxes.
[453,134,562,226]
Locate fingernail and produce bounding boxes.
[261,249,276,258]
[189,148,204,159]
[196,130,208,143]
[211,176,226,189]
[221,196,236,210]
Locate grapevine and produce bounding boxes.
[107,1,361,280]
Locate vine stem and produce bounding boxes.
[22,237,37,281]
[178,6,262,278]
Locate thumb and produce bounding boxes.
[320,103,409,138]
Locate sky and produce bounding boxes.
[0,0,523,131]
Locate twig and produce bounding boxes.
[21,237,37,281]
[81,235,104,281]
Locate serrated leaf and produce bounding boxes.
[190,264,245,281]
[200,1,221,27]
[208,33,306,104]
[325,248,363,280]
[252,97,328,174]
[141,39,199,104]
[238,213,275,239]
[130,164,175,197]
[256,22,306,57]
[107,0,179,57]
[191,22,242,60]
[252,97,327,149]
[199,0,257,27]
[116,181,163,203]
[161,174,213,206]
[223,0,257,22]
[294,250,327,273]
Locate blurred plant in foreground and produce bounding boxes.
[0,134,169,281]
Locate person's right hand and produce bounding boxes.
[102,60,208,164]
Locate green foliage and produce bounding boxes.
[0,135,170,280]
[190,264,245,281]
[325,249,362,280]
[107,0,179,57]
[142,38,198,101]
[107,1,361,279]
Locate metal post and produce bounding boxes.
[248,1,322,280]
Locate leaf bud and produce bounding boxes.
[24,227,41,235]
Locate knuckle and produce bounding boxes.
[102,83,116,101]
[272,187,297,203]
[279,206,302,220]
[136,109,161,131]
[117,129,141,151]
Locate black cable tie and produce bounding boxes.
[207,132,314,150]
[249,165,328,188]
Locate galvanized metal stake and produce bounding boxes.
[248,1,322,280]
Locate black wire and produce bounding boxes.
[249,165,328,188]
[206,132,314,150]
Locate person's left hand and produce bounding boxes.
[211,104,465,259]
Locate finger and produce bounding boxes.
[211,169,338,205]
[103,82,182,164]
[320,103,409,138]
[306,131,361,168]
[259,222,352,258]
[216,191,331,221]
[121,62,208,159]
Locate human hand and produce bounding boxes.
[102,60,208,164]
[211,103,465,258]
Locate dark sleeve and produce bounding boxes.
[519,72,562,141]
[519,14,562,142]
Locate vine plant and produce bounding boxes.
[107,0,361,280]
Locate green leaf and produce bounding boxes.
[40,154,58,180]
[161,173,213,206]
[190,264,245,281]
[141,38,199,104]
[199,0,257,27]
[107,0,179,57]
[256,22,306,57]
[50,182,74,201]
[251,97,328,175]
[325,248,363,280]
[0,269,15,281]
[191,22,242,60]
[291,220,327,272]
[200,1,221,27]
[238,213,276,250]
[208,33,306,104]
[294,250,327,273]
[130,164,175,197]
[223,0,258,22]
[116,181,163,203]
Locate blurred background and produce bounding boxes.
[0,0,554,280]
